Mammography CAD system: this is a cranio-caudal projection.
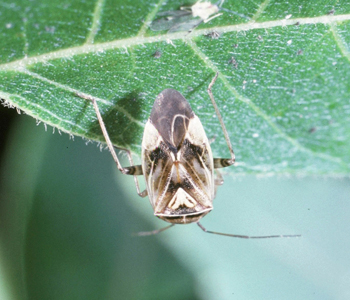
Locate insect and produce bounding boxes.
[150,0,250,33]
[77,73,300,239]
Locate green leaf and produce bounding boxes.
[1,0,350,175]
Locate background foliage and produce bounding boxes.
[1,0,350,299]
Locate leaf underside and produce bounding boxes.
[1,0,350,175]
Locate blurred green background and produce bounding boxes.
[1,100,350,300]
[1,0,350,299]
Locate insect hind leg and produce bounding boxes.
[75,92,147,198]
[197,222,301,239]
[207,73,235,168]
[133,224,175,236]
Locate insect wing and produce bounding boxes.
[141,120,174,209]
[149,10,192,31]
[157,10,191,17]
[142,89,214,224]
[168,17,203,33]
[150,9,205,32]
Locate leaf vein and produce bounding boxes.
[251,0,271,21]
[2,14,350,71]
[187,39,347,167]
[85,0,106,44]
[329,22,350,63]
[136,0,167,37]
[14,68,145,128]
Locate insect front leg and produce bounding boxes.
[75,92,147,198]
[197,222,301,239]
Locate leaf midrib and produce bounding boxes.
[1,14,350,72]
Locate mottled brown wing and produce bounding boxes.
[141,122,174,210]
[178,115,214,206]
[141,90,214,223]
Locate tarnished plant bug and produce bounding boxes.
[77,73,300,239]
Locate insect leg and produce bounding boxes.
[214,169,224,197]
[208,136,217,144]
[214,0,250,20]
[216,0,225,7]
[75,92,130,173]
[133,224,175,236]
[213,158,234,168]
[203,13,223,24]
[214,169,224,186]
[121,147,148,198]
[197,222,301,239]
[220,7,250,20]
[207,73,235,168]
[75,92,147,197]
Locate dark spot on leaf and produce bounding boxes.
[228,57,238,68]
[153,50,162,58]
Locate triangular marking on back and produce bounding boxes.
[168,188,197,210]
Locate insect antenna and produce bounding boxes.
[133,224,175,237]
[197,222,301,239]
